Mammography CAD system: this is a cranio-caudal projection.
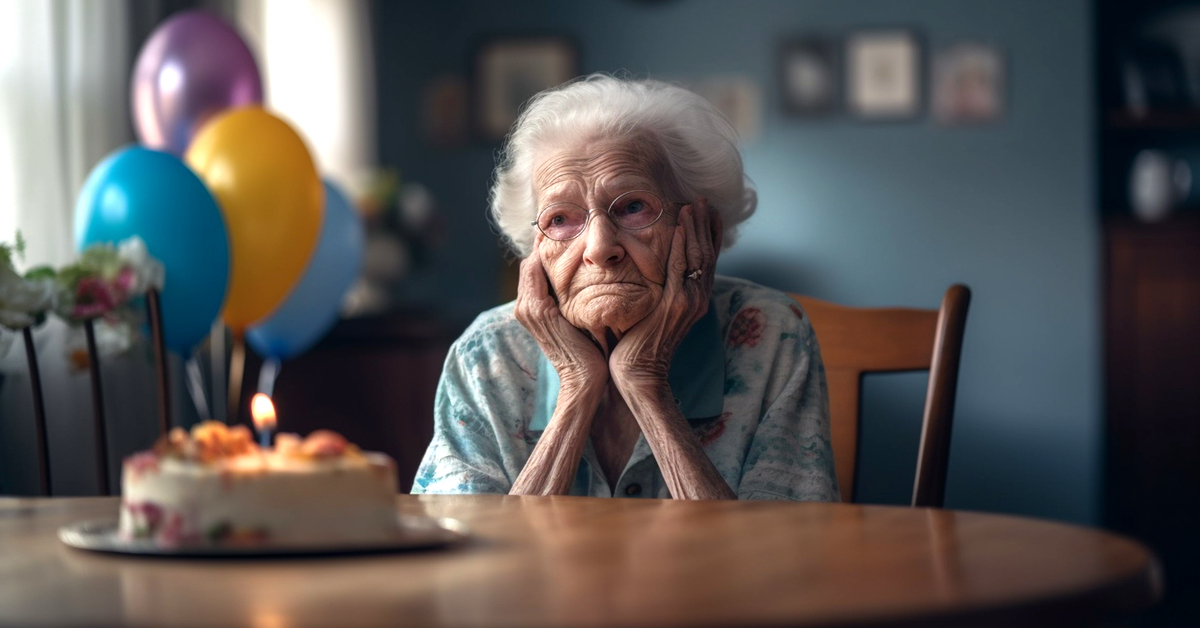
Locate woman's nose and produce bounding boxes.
[581,211,626,267]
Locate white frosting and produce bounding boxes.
[118,451,398,546]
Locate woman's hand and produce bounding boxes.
[511,247,609,496]
[609,199,720,391]
[606,199,734,500]
[514,248,608,394]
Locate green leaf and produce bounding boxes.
[23,266,55,281]
[206,521,232,542]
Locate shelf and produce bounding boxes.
[1104,211,1200,230]
[1106,109,1200,130]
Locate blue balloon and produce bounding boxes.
[246,181,364,361]
[75,146,229,354]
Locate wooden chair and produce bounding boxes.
[12,289,171,497]
[789,285,970,507]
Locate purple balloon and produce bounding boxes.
[131,10,263,156]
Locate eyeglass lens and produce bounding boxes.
[536,190,666,241]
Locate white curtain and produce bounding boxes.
[0,0,142,496]
[0,0,132,267]
[235,0,377,194]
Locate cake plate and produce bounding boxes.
[59,515,469,557]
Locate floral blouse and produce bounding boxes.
[412,275,839,501]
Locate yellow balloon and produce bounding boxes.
[185,107,323,332]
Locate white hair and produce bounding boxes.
[489,73,758,257]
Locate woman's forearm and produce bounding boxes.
[618,381,736,500]
[510,383,603,496]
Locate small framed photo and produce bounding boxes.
[932,43,1005,124]
[692,75,763,143]
[473,36,579,141]
[846,29,922,120]
[778,37,839,117]
[420,75,469,148]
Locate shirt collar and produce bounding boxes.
[530,301,725,432]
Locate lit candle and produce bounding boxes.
[251,393,277,449]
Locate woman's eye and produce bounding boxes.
[613,199,645,217]
[611,192,663,229]
[539,205,585,238]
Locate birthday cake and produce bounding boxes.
[118,422,398,547]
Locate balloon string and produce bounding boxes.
[227,334,246,426]
[257,359,281,397]
[184,356,211,422]
[211,321,226,424]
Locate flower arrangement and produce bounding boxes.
[0,234,166,368]
[0,233,57,331]
[53,237,165,368]
[53,237,164,325]
[342,168,445,316]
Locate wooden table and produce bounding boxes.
[0,495,1160,628]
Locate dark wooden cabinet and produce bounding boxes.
[1098,2,1200,620]
[1104,216,1200,619]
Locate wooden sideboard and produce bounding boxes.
[237,311,463,493]
[1105,215,1200,620]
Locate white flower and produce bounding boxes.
[117,236,165,294]
[0,262,56,330]
[398,183,434,230]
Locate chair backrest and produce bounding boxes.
[789,285,970,507]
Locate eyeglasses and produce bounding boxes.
[531,190,690,241]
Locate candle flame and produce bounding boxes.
[251,393,277,431]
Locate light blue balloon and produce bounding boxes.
[246,181,364,361]
[74,146,230,354]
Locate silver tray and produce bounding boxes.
[59,515,469,557]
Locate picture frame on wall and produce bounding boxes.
[845,29,921,120]
[778,37,839,117]
[931,42,1006,124]
[689,75,764,144]
[420,75,469,148]
[473,36,579,141]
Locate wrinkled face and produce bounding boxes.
[533,136,683,336]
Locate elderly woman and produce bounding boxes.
[413,75,837,501]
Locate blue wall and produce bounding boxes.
[374,0,1098,523]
